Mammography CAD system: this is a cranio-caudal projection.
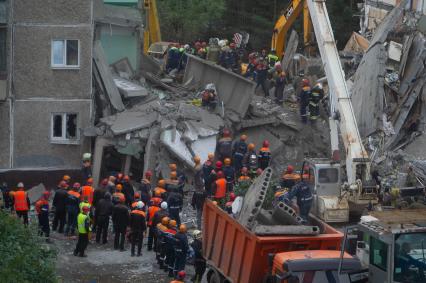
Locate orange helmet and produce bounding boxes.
[116,184,123,191]
[87,178,93,185]
[179,224,187,233]
[193,155,201,164]
[224,158,231,166]
[154,190,162,197]
[208,153,214,160]
[169,163,177,171]
[158,179,166,188]
[162,216,170,225]
[170,171,177,179]
[63,175,71,181]
[248,143,255,150]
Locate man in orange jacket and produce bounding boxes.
[80,178,94,205]
[14,182,30,225]
[35,191,51,241]
[213,171,227,207]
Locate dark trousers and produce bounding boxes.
[300,103,308,124]
[74,233,89,256]
[256,79,269,97]
[38,213,50,238]
[114,227,126,250]
[159,239,167,266]
[309,103,320,120]
[147,226,156,250]
[165,247,175,272]
[173,251,186,273]
[169,208,181,226]
[193,260,207,283]
[16,210,29,225]
[2,193,11,209]
[52,209,66,233]
[131,230,144,256]
[233,154,244,174]
[65,208,78,235]
[299,201,312,221]
[95,215,109,244]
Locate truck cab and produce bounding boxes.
[304,158,349,223]
[269,250,367,283]
[356,209,426,282]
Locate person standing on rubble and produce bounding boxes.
[164,219,178,277]
[202,153,215,196]
[191,230,206,283]
[35,191,51,242]
[280,165,300,190]
[74,205,91,257]
[233,134,248,175]
[173,224,189,278]
[258,140,271,170]
[65,183,81,236]
[191,182,207,229]
[52,181,68,233]
[406,165,418,187]
[13,182,30,225]
[147,197,162,251]
[243,143,259,178]
[309,83,324,123]
[154,207,169,266]
[167,187,183,226]
[217,129,233,161]
[255,60,269,97]
[299,79,311,124]
[284,179,313,222]
[223,158,235,192]
[130,201,147,257]
[153,180,167,201]
[95,192,113,244]
[274,63,287,104]
[112,195,129,251]
[267,50,279,68]
[122,175,135,207]
[237,167,252,187]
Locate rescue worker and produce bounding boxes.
[165,219,178,276]
[95,192,113,244]
[256,168,264,177]
[243,143,258,177]
[202,153,215,196]
[191,230,206,283]
[237,167,252,187]
[63,175,71,185]
[174,224,189,277]
[216,129,233,161]
[131,192,142,210]
[255,60,269,97]
[92,179,107,233]
[52,180,68,233]
[112,195,129,251]
[139,173,152,207]
[166,45,180,72]
[258,140,271,170]
[147,196,162,251]
[153,180,167,201]
[74,205,91,257]
[35,191,51,241]
[13,182,30,225]
[105,175,116,194]
[280,165,300,189]
[152,202,169,255]
[274,63,287,104]
[169,164,186,195]
[193,156,204,192]
[191,184,207,229]
[213,171,227,207]
[112,184,125,205]
[201,86,218,110]
[166,171,180,193]
[122,175,135,207]
[284,179,313,222]
[80,178,94,205]
[267,50,279,68]
[130,201,147,257]
[81,158,92,181]
[79,196,91,213]
[299,78,311,124]
[65,183,81,236]
[156,215,170,268]
[171,271,186,283]
[309,83,324,122]
[167,187,183,226]
[1,182,11,210]
[406,165,418,187]
[232,134,248,174]
[223,158,235,191]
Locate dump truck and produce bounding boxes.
[203,200,345,283]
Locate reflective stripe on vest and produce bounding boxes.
[77,213,89,234]
[215,179,227,199]
[14,191,29,211]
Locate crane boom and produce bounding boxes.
[306,0,369,185]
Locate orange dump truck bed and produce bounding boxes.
[202,201,343,283]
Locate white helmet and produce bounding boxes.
[315,83,323,90]
[192,230,202,239]
[136,201,145,210]
[161,201,168,210]
[17,182,24,188]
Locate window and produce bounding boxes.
[51,113,79,143]
[370,237,388,271]
[51,40,79,68]
[318,168,339,183]
[394,232,426,282]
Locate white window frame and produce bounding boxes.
[50,112,80,144]
[51,39,80,69]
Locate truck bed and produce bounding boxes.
[203,200,343,283]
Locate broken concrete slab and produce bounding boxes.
[183,54,255,117]
[112,57,135,79]
[144,126,160,176]
[343,32,369,53]
[253,225,320,235]
[113,76,148,98]
[182,120,218,142]
[191,135,217,165]
[28,183,46,204]
[161,130,195,168]
[104,111,158,135]
[388,41,402,62]
[256,209,279,225]
[239,117,277,129]
[272,201,304,225]
[93,40,125,112]
[177,103,224,130]
[140,53,163,76]
[282,30,299,71]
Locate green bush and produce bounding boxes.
[0,211,57,283]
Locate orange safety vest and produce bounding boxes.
[35,199,49,215]
[238,176,251,182]
[14,190,29,211]
[131,209,146,218]
[215,178,227,199]
[283,173,301,181]
[81,185,94,204]
[148,206,160,226]
[68,190,81,199]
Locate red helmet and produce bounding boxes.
[43,191,50,199]
[217,171,225,179]
[230,43,236,49]
[229,192,236,201]
[73,182,81,189]
[151,198,161,206]
[241,167,248,174]
[145,170,152,178]
[134,192,141,199]
[59,181,68,188]
[286,165,294,174]
[302,78,310,87]
[223,128,231,137]
[82,205,90,212]
[256,168,263,176]
[215,161,223,169]
[177,271,186,279]
[263,140,270,147]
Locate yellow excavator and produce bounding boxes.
[143,0,161,54]
[271,0,313,59]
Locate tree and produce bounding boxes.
[0,212,57,283]
[157,0,226,43]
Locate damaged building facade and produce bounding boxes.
[0,0,93,172]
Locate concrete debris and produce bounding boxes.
[28,183,46,204]
[112,58,135,79]
[281,30,299,72]
[272,201,304,225]
[102,110,158,135]
[113,76,148,98]
[388,41,403,62]
[343,32,369,53]
[253,225,320,236]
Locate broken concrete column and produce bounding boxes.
[253,225,320,236]
[238,167,273,230]
[272,202,304,225]
[256,209,278,225]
